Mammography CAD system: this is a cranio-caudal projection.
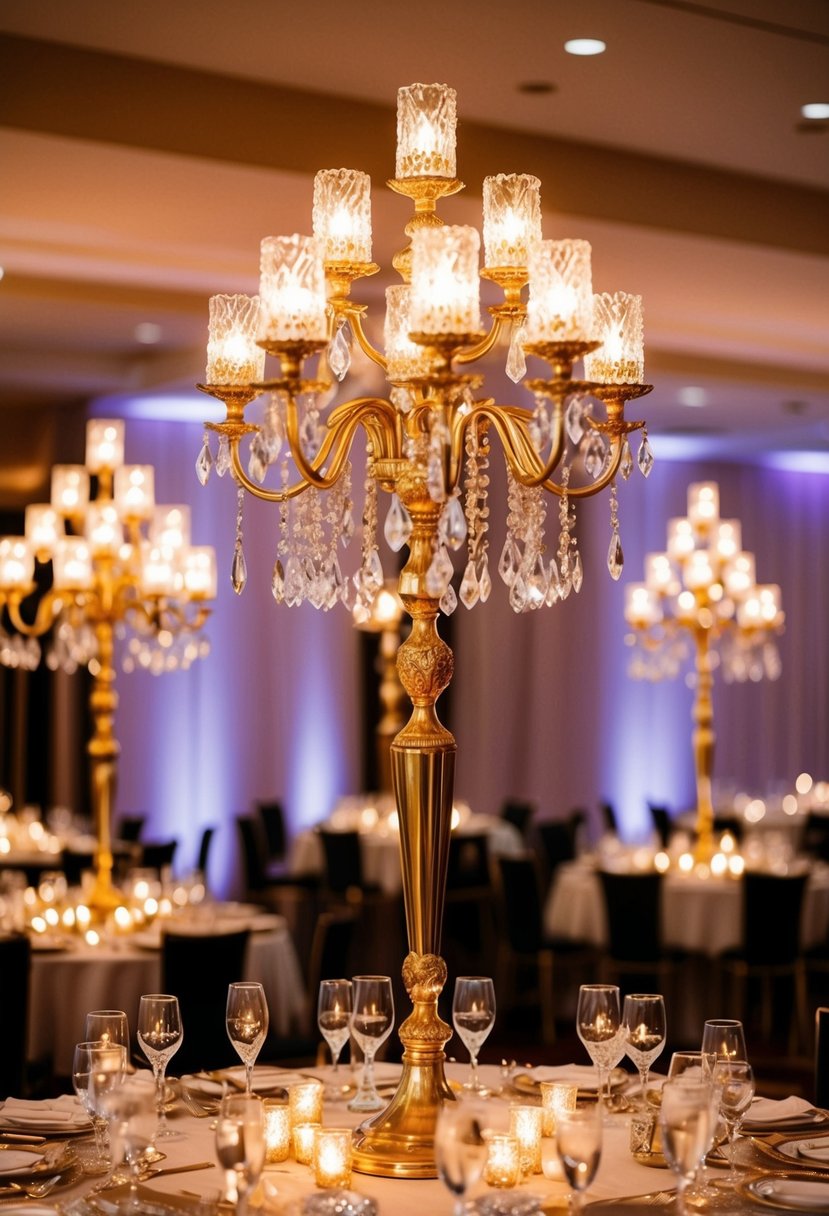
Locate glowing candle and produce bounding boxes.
[483,1133,521,1188]
[289,1080,323,1127]
[263,1100,291,1163]
[540,1082,578,1136]
[313,1127,353,1188]
[509,1104,543,1175]
[293,1122,320,1165]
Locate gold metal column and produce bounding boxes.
[692,623,716,863]
[86,616,123,911]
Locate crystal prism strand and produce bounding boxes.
[384,492,412,552]
[619,437,633,480]
[440,584,458,615]
[231,482,247,594]
[427,418,449,504]
[216,433,231,477]
[328,319,352,381]
[459,559,480,609]
[638,427,654,477]
[506,321,527,384]
[357,462,384,596]
[565,396,585,446]
[196,431,213,485]
[607,481,624,580]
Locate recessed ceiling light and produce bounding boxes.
[134,322,162,345]
[564,38,606,56]
[802,102,829,120]
[677,386,708,408]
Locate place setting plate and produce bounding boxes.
[749,1133,829,1170]
[511,1065,628,1101]
[738,1170,829,1211]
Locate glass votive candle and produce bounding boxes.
[540,1082,578,1136]
[510,1104,543,1176]
[293,1121,320,1165]
[313,1127,353,1188]
[263,1099,291,1163]
[289,1080,324,1127]
[483,1133,521,1188]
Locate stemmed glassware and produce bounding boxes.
[668,1051,711,1082]
[226,982,269,1096]
[576,984,622,1108]
[137,994,182,1139]
[622,994,666,1106]
[660,1080,717,1216]
[72,1040,127,1173]
[318,979,352,1097]
[215,1093,266,1216]
[98,1074,158,1211]
[701,1019,747,1068]
[452,976,496,1094]
[348,975,394,1112]
[434,1097,489,1216]
[85,1010,130,1052]
[556,1106,602,1213]
[712,1059,755,1183]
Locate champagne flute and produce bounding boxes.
[434,1098,488,1216]
[660,1080,716,1216]
[556,1106,602,1213]
[137,994,182,1139]
[622,994,666,1106]
[215,1094,265,1216]
[348,975,393,1112]
[318,979,352,1096]
[452,976,496,1094]
[226,982,269,1096]
[701,1019,747,1069]
[712,1059,755,1183]
[98,1073,157,1210]
[73,1040,127,1173]
[576,984,621,1108]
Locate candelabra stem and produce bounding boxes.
[692,624,716,863]
[86,617,124,911]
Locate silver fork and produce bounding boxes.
[178,1085,216,1118]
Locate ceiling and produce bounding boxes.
[0,0,828,504]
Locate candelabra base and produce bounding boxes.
[351,1054,454,1178]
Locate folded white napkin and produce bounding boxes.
[746,1095,815,1125]
[0,1095,90,1127]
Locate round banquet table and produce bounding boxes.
[27,909,306,1075]
[544,857,829,954]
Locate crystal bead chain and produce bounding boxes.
[231,480,248,594]
[551,464,583,603]
[352,457,384,622]
[459,425,492,608]
[607,480,624,580]
[499,471,549,612]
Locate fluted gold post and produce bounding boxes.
[692,624,716,863]
[375,624,408,795]
[86,617,123,911]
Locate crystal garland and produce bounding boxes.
[0,611,210,675]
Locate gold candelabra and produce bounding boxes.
[197,82,652,1178]
[0,420,216,910]
[624,481,784,862]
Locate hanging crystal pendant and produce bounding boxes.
[478,557,492,603]
[506,321,527,384]
[425,545,453,597]
[565,397,585,446]
[619,437,633,481]
[509,571,528,613]
[442,495,467,550]
[231,544,247,594]
[583,433,606,480]
[427,451,446,503]
[459,558,480,609]
[366,547,384,591]
[300,411,323,460]
[248,433,268,484]
[545,558,561,605]
[196,433,213,485]
[383,493,412,552]
[526,554,549,608]
[440,584,458,615]
[341,502,354,546]
[638,432,654,477]
[271,558,285,603]
[284,554,304,606]
[498,536,518,586]
[328,321,352,381]
[571,550,584,593]
[607,530,624,580]
[216,434,231,477]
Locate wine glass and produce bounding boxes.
[622,994,666,1106]
[434,1098,488,1216]
[660,1079,716,1216]
[701,1019,747,1069]
[215,1093,265,1216]
[226,982,269,1095]
[348,975,394,1112]
[318,979,352,1096]
[452,976,496,1094]
[136,994,182,1139]
[668,1051,711,1083]
[73,1040,127,1173]
[556,1106,602,1213]
[576,984,621,1108]
[85,1009,130,1052]
[712,1059,755,1183]
[101,1074,161,1211]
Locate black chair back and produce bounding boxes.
[197,827,215,875]
[815,1007,829,1109]
[117,816,146,843]
[140,840,177,871]
[501,800,535,839]
[319,830,364,895]
[258,802,287,862]
[447,834,490,890]
[61,849,95,887]
[648,804,671,848]
[237,816,267,890]
[599,801,618,835]
[598,870,663,963]
[0,932,30,1098]
[497,855,545,954]
[741,871,807,966]
[308,911,358,991]
[161,928,250,1074]
[538,820,578,880]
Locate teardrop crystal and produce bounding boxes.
[367,548,384,591]
[545,558,561,605]
[196,437,213,486]
[427,452,446,503]
[498,536,518,586]
[442,495,467,551]
[638,434,654,477]
[506,322,527,384]
[271,558,285,603]
[478,558,492,603]
[248,435,268,484]
[216,434,231,477]
[565,397,585,445]
[425,545,453,597]
[526,555,549,609]
[607,529,624,580]
[328,323,351,381]
[619,437,633,481]
[440,584,458,615]
[341,504,354,547]
[231,544,247,595]
[572,550,584,593]
[383,493,412,552]
[509,572,528,613]
[459,559,480,609]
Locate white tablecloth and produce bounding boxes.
[544,859,829,954]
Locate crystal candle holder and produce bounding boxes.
[182,546,217,600]
[687,482,720,531]
[738,584,782,628]
[24,505,64,557]
[313,1127,353,1188]
[625,584,663,627]
[724,552,756,598]
[410,225,481,336]
[52,538,93,590]
[313,169,372,264]
[396,83,456,179]
[525,239,593,343]
[150,505,191,552]
[263,1099,291,1163]
[509,1104,543,1176]
[540,1082,578,1136]
[206,294,265,385]
[715,520,741,561]
[645,552,678,594]
[0,538,33,589]
[483,174,541,269]
[293,1121,320,1165]
[384,286,430,381]
[51,466,90,518]
[289,1080,324,1127]
[666,518,695,561]
[683,549,716,591]
[85,503,123,556]
[258,235,328,344]
[114,466,155,522]
[85,419,125,472]
[483,1133,521,1188]
[585,291,644,384]
[140,544,178,597]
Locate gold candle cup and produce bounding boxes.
[263,1099,291,1163]
[509,1104,543,1175]
[313,1127,353,1188]
[483,1133,521,1188]
[289,1080,324,1127]
[293,1121,320,1165]
[540,1082,578,1136]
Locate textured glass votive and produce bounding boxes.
[525,239,593,343]
[714,520,741,561]
[289,1080,324,1127]
[52,538,93,590]
[584,291,644,384]
[483,174,541,268]
[396,83,456,178]
[540,1082,578,1136]
[313,169,372,263]
[293,1122,320,1165]
[313,1127,353,1188]
[24,505,64,556]
[258,235,328,343]
[509,1104,543,1175]
[410,225,481,336]
[85,503,123,555]
[384,286,430,380]
[483,1133,521,1188]
[645,552,676,593]
[150,505,191,552]
[0,538,33,589]
[263,1100,291,1163]
[51,465,91,517]
[206,294,265,385]
[114,465,155,522]
[687,482,719,530]
[85,419,125,472]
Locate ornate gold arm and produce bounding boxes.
[5,589,62,637]
[342,305,389,372]
[454,313,510,365]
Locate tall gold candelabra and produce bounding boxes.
[624,481,784,861]
[0,420,216,910]
[197,82,652,1178]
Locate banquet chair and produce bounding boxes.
[500,799,536,841]
[161,927,250,1074]
[0,932,30,1098]
[538,818,579,887]
[443,833,494,976]
[802,815,829,864]
[257,800,289,875]
[815,1008,829,1109]
[318,829,381,906]
[117,815,146,842]
[599,801,619,836]
[139,839,178,871]
[597,870,679,996]
[196,826,215,876]
[648,804,672,849]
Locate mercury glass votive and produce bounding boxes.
[384,285,430,381]
[396,83,456,179]
[258,235,328,344]
[293,1121,320,1165]
[24,505,64,557]
[540,1082,578,1136]
[52,537,93,590]
[482,174,542,269]
[51,466,91,518]
[0,538,33,589]
[509,1104,543,1176]
[114,466,155,522]
[289,1080,324,1127]
[525,239,593,344]
[584,291,644,384]
[206,294,265,386]
[410,225,481,337]
[263,1099,291,1163]
[483,1133,521,1188]
[313,1127,353,1188]
[85,419,125,472]
[313,169,372,264]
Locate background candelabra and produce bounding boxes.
[624,481,784,861]
[197,82,652,1177]
[354,581,408,794]
[0,419,216,910]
